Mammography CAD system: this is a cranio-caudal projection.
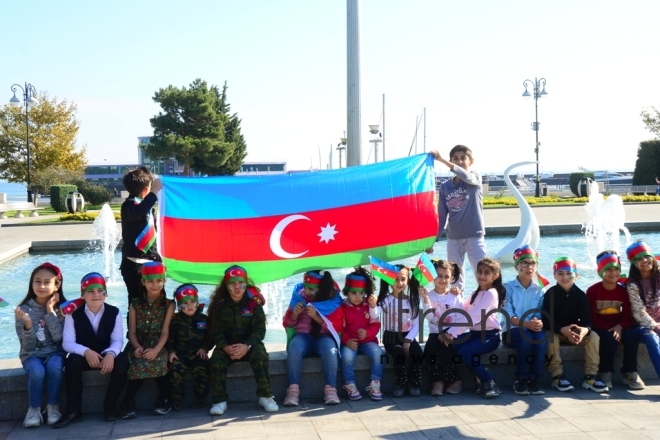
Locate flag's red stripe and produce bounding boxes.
[162,191,437,263]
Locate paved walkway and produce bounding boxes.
[2,381,660,439]
[3,204,660,439]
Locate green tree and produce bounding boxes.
[632,140,660,185]
[31,165,85,195]
[0,92,87,200]
[145,79,245,176]
[641,106,660,138]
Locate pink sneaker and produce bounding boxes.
[283,384,300,406]
[324,385,340,405]
[343,383,362,400]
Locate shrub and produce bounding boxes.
[72,179,113,206]
[60,212,121,222]
[568,172,595,196]
[50,185,77,212]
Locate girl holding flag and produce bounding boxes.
[374,261,423,398]
[14,263,67,428]
[419,259,464,396]
[283,270,344,406]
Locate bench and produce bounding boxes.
[0,343,655,421]
[0,202,44,219]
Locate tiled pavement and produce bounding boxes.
[3,380,660,439]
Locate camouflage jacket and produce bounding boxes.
[209,294,266,350]
[166,310,208,357]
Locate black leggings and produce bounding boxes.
[424,333,461,385]
[123,375,169,403]
[383,330,423,387]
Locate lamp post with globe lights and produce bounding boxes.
[9,83,39,203]
[522,77,547,197]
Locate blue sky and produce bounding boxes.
[2,0,659,176]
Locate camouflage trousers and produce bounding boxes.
[168,355,210,403]
[210,343,272,403]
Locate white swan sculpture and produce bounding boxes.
[493,161,541,264]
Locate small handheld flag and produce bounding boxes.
[61,298,85,315]
[370,256,399,286]
[413,253,438,285]
[536,273,550,289]
[0,297,10,308]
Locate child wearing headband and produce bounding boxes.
[120,262,175,419]
[340,267,384,401]
[166,284,210,411]
[586,250,641,390]
[542,257,608,393]
[625,241,660,382]
[205,265,277,415]
[283,270,343,406]
[502,246,548,396]
[54,273,129,428]
[15,263,67,428]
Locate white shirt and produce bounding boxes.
[62,304,124,357]
[379,295,420,340]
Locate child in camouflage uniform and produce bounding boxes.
[205,265,278,416]
[167,284,210,411]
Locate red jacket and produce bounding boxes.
[340,299,380,345]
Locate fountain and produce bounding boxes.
[582,180,631,265]
[91,203,121,282]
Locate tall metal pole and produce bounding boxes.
[423,107,426,153]
[346,0,362,167]
[10,83,35,202]
[534,79,540,197]
[382,93,385,161]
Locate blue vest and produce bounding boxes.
[71,304,119,354]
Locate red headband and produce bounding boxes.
[39,262,62,281]
[223,266,248,285]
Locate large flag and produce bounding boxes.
[159,154,438,284]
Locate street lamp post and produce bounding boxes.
[336,137,347,168]
[368,124,382,163]
[9,83,39,203]
[522,77,547,197]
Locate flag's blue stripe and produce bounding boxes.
[161,154,435,220]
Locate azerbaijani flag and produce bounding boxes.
[0,297,10,308]
[370,256,399,285]
[537,273,550,289]
[413,253,437,285]
[159,154,438,284]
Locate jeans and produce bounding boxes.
[340,342,384,384]
[593,327,638,374]
[629,325,660,377]
[287,333,338,387]
[23,354,65,408]
[502,327,548,379]
[451,330,501,382]
[446,236,487,291]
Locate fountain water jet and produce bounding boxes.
[582,181,631,265]
[91,203,121,282]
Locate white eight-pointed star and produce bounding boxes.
[317,223,338,244]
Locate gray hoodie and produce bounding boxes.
[15,299,65,363]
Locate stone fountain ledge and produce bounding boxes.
[0,343,656,421]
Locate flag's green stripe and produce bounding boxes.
[373,271,395,286]
[163,237,435,285]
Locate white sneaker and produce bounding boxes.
[46,404,62,425]
[258,396,279,413]
[622,372,646,390]
[209,402,227,415]
[23,407,42,428]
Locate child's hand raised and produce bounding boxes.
[169,352,179,363]
[46,293,59,314]
[356,328,367,340]
[290,302,305,320]
[449,286,461,296]
[368,294,377,308]
[150,177,163,194]
[14,308,31,327]
[197,348,208,360]
[418,288,428,299]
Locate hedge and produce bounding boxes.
[50,185,77,212]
